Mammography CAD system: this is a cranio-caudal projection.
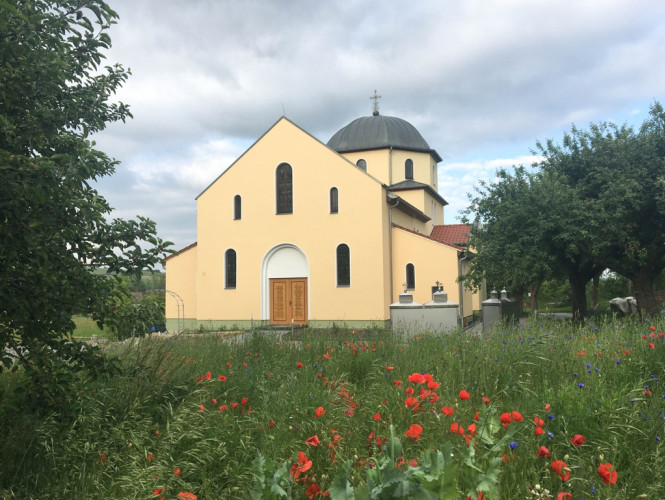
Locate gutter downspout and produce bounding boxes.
[388,194,400,304]
[389,146,393,185]
[458,251,468,328]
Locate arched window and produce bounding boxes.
[336,244,350,287]
[406,263,415,290]
[233,194,241,220]
[276,163,293,214]
[405,159,414,180]
[225,249,236,289]
[330,187,339,214]
[356,159,367,171]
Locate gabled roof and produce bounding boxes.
[388,179,448,206]
[164,241,197,262]
[430,224,471,250]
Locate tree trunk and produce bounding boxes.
[591,273,600,310]
[530,283,540,314]
[569,274,588,322]
[631,269,659,317]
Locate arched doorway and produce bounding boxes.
[261,244,309,325]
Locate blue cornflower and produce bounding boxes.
[509,441,518,450]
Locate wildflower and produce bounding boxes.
[372,412,382,421]
[305,483,322,499]
[290,451,313,482]
[511,411,524,422]
[570,434,586,446]
[297,362,303,368]
[219,404,228,412]
[598,462,618,485]
[404,396,419,409]
[197,404,205,411]
[393,380,402,388]
[153,488,165,500]
[500,412,513,426]
[218,375,227,381]
[450,422,464,435]
[147,453,155,461]
[305,435,320,446]
[441,406,454,416]
[404,387,415,396]
[557,493,572,500]
[178,493,197,500]
[537,446,551,458]
[241,397,248,406]
[269,420,275,429]
[535,426,545,436]
[314,406,325,418]
[482,396,491,405]
[427,380,440,390]
[649,343,655,349]
[405,423,423,441]
[459,389,470,400]
[508,441,518,450]
[230,402,238,409]
[173,467,181,476]
[408,373,427,384]
[551,460,570,481]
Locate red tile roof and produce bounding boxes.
[430,224,471,250]
[164,241,197,262]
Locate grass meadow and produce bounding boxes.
[1,316,664,499]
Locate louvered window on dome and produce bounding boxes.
[225,249,236,289]
[406,263,415,290]
[336,244,350,287]
[356,159,367,171]
[330,187,339,214]
[276,163,293,214]
[405,159,414,180]
[233,194,241,220]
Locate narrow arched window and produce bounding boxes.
[225,249,236,289]
[276,163,293,214]
[405,159,414,180]
[336,244,350,287]
[356,159,367,171]
[233,194,241,220]
[406,263,415,290]
[330,187,339,214]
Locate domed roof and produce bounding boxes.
[327,114,441,162]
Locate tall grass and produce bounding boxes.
[1,316,664,499]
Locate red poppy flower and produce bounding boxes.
[598,462,618,485]
[648,343,655,349]
[511,411,524,422]
[385,366,394,370]
[534,426,545,436]
[404,387,415,396]
[651,325,656,331]
[459,390,470,400]
[393,380,402,387]
[219,404,228,412]
[314,406,325,418]
[205,371,211,381]
[467,423,477,435]
[534,416,545,427]
[230,402,238,409]
[570,434,586,446]
[297,362,303,368]
[557,493,572,500]
[305,435,320,446]
[482,396,491,405]
[290,451,313,482]
[552,460,570,481]
[153,488,165,500]
[147,453,154,461]
[218,375,227,381]
[450,422,464,435]
[372,412,382,421]
[408,373,427,384]
[405,423,423,441]
[441,406,454,416]
[537,446,551,457]
[241,397,248,406]
[500,413,513,425]
[197,404,205,411]
[404,396,419,409]
[173,467,181,476]
[305,483,322,499]
[178,493,197,500]
[427,380,440,390]
[269,420,275,429]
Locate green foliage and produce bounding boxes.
[102,279,166,340]
[0,0,171,397]
[464,103,665,319]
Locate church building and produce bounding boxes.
[164,104,481,330]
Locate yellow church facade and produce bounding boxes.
[165,112,481,330]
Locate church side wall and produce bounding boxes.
[392,227,461,310]
[194,119,390,325]
[164,245,198,330]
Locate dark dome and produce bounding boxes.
[327,114,441,162]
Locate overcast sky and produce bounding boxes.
[91,0,665,253]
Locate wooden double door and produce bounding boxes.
[270,278,308,325]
